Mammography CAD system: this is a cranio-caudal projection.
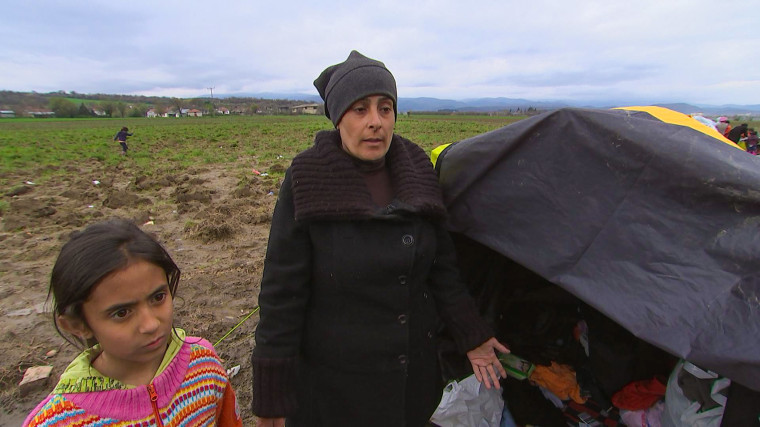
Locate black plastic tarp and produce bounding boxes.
[434,106,760,392]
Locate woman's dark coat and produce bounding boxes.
[251,130,492,426]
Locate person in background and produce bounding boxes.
[744,129,758,155]
[24,218,242,427]
[113,126,133,155]
[723,120,733,138]
[715,117,729,137]
[251,50,508,427]
[727,123,748,143]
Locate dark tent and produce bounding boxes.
[433,106,760,423]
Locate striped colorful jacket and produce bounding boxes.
[23,334,242,426]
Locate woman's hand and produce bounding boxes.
[466,337,510,389]
[256,417,285,427]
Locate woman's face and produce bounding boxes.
[337,95,395,161]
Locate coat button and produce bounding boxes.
[402,235,414,246]
[423,292,429,299]
[398,314,408,324]
[398,275,407,285]
[427,331,434,339]
[398,355,408,365]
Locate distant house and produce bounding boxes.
[164,110,180,118]
[291,103,320,115]
[217,107,230,115]
[146,108,158,118]
[0,110,15,118]
[27,110,55,118]
[187,109,202,117]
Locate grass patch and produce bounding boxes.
[0,115,524,187]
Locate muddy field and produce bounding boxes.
[0,160,281,425]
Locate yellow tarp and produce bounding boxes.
[614,106,742,149]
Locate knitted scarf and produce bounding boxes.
[290,129,446,222]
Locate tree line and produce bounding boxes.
[0,90,314,118]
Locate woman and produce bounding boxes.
[251,50,508,426]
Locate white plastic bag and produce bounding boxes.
[661,360,729,427]
[430,374,504,427]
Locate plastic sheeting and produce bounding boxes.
[435,107,760,392]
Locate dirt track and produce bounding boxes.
[0,161,278,424]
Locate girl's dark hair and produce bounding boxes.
[49,218,180,346]
[121,126,128,131]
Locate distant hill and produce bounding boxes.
[660,103,760,116]
[229,92,572,112]
[397,97,571,113]
[230,92,760,116]
[654,103,760,116]
[233,92,322,103]
[3,90,759,117]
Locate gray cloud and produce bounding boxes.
[1,0,758,105]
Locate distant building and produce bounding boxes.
[187,109,202,117]
[27,110,55,118]
[146,108,159,118]
[0,110,15,118]
[291,103,320,115]
[217,107,230,115]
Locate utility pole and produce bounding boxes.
[206,86,216,116]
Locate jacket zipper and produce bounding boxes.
[147,383,164,427]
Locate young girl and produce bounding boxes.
[24,218,242,426]
[113,126,133,155]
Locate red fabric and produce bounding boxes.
[611,377,666,410]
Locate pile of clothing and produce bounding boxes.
[438,234,760,427]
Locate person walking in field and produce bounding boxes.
[113,126,133,155]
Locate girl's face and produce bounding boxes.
[66,259,173,383]
[337,95,395,161]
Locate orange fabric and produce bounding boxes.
[529,361,587,404]
[217,384,243,426]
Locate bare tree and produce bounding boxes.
[100,101,116,117]
[172,97,184,114]
[116,102,127,118]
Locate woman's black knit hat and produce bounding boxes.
[313,50,398,127]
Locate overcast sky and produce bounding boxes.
[2,1,758,105]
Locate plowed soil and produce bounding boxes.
[0,161,279,425]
